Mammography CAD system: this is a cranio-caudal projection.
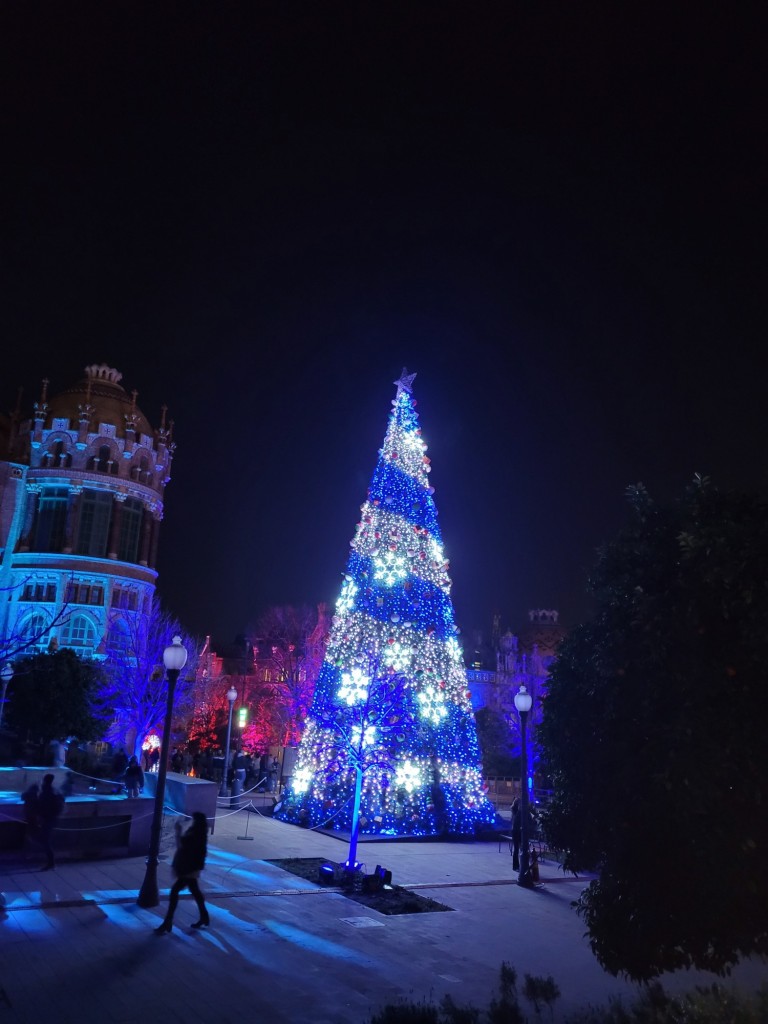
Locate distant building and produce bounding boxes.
[0,363,175,662]
[466,609,566,782]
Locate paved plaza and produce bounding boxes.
[1,798,766,1023]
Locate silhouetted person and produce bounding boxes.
[268,758,280,792]
[37,773,65,870]
[124,755,144,797]
[155,812,209,933]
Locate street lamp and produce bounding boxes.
[514,684,534,889]
[137,636,188,908]
[219,685,237,797]
[0,663,13,732]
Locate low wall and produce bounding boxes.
[143,772,219,833]
[0,765,72,793]
[0,792,153,857]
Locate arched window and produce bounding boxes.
[60,613,98,651]
[18,612,54,652]
[88,444,117,475]
[130,455,153,486]
[107,618,132,658]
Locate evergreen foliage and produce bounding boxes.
[539,478,768,980]
[7,647,107,744]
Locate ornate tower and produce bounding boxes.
[0,363,175,662]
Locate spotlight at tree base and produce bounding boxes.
[137,636,188,908]
[274,370,496,847]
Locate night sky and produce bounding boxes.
[2,5,765,648]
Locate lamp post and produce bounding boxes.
[137,636,187,908]
[0,663,13,732]
[219,685,237,797]
[514,684,534,888]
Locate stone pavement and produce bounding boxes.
[1,799,766,1024]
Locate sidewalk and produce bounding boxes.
[1,802,766,1023]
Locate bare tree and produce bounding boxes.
[101,596,201,758]
[0,574,73,663]
[251,604,326,746]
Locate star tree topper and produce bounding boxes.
[394,367,417,396]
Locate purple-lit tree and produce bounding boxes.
[101,596,200,757]
[275,370,496,839]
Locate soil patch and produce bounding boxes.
[266,857,453,916]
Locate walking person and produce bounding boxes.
[124,755,144,798]
[155,812,210,934]
[37,773,65,870]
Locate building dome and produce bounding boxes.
[45,364,153,438]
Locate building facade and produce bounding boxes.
[466,609,566,787]
[0,363,175,662]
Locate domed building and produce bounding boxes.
[0,363,175,661]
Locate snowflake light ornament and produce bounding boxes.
[395,758,422,794]
[351,724,377,748]
[417,682,448,725]
[373,550,407,586]
[338,667,369,705]
[336,577,358,614]
[445,637,464,664]
[429,537,445,562]
[383,641,412,673]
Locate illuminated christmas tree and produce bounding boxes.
[274,370,496,842]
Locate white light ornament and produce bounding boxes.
[337,667,369,705]
[445,637,464,664]
[351,724,377,749]
[373,551,407,586]
[383,641,413,673]
[292,767,313,794]
[395,759,423,794]
[336,577,358,614]
[417,683,449,725]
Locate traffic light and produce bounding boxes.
[237,706,248,728]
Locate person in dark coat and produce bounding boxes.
[155,812,210,933]
[37,773,65,870]
[124,755,144,797]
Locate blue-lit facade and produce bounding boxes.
[0,364,174,665]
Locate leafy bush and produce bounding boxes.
[367,963,768,1024]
